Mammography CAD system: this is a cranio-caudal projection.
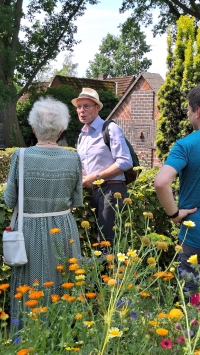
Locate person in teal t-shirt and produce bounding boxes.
[155,84,200,296]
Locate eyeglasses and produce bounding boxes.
[76,104,97,110]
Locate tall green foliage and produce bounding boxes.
[156,16,199,161]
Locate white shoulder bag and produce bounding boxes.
[3,148,28,266]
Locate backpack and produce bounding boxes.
[102,120,141,185]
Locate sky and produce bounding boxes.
[56,0,168,79]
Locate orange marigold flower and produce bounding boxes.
[140,292,151,297]
[51,294,60,303]
[158,313,170,319]
[62,282,74,289]
[32,306,47,314]
[102,276,112,282]
[85,292,96,299]
[16,285,31,295]
[153,271,165,278]
[149,321,160,326]
[25,300,38,308]
[0,283,9,291]
[68,258,78,264]
[33,279,39,287]
[17,349,29,355]
[100,241,111,247]
[69,239,74,244]
[0,311,9,320]
[14,293,23,299]
[77,295,85,302]
[69,263,80,271]
[50,228,61,234]
[67,296,76,302]
[107,279,117,287]
[72,348,81,351]
[75,313,83,320]
[43,281,54,288]
[61,294,70,301]
[92,243,99,247]
[156,328,168,336]
[29,291,44,299]
[126,283,133,289]
[56,264,65,272]
[107,264,115,269]
[75,269,85,274]
[106,254,114,262]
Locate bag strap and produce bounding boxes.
[10,148,25,232]
[102,120,115,151]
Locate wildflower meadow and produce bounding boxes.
[1,174,200,354]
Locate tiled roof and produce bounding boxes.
[104,76,135,98]
[106,72,164,120]
[19,82,51,102]
[51,76,116,94]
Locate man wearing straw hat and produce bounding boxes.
[72,88,132,248]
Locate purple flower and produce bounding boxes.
[11,318,20,325]
[14,337,21,344]
[130,312,138,319]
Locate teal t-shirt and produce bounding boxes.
[164,130,200,248]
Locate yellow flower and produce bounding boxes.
[112,225,118,230]
[183,220,196,227]
[169,308,184,320]
[194,349,200,355]
[117,253,128,262]
[76,281,85,286]
[50,228,61,234]
[125,222,131,227]
[113,192,122,199]
[175,245,183,253]
[149,321,160,326]
[94,251,102,256]
[143,212,153,219]
[75,275,85,280]
[75,269,85,274]
[123,197,132,205]
[84,321,94,327]
[75,313,83,320]
[93,179,104,185]
[157,242,168,252]
[127,249,137,258]
[187,254,198,265]
[156,328,168,336]
[69,239,74,244]
[147,257,156,265]
[107,279,117,286]
[108,327,123,339]
[81,221,90,228]
[141,236,151,245]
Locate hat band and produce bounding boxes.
[78,94,98,101]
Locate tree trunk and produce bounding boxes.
[0,99,26,148]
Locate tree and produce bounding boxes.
[86,22,152,78]
[156,15,200,161]
[120,1,200,36]
[54,53,78,77]
[0,0,98,148]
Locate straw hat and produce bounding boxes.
[71,88,103,110]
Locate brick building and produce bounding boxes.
[106,72,164,167]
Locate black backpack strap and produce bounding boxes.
[102,120,115,150]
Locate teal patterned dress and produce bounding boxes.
[4,146,83,330]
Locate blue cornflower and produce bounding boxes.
[12,318,20,325]
[130,312,138,319]
[14,337,21,344]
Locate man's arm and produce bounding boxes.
[154,165,197,222]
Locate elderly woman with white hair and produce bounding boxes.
[4,96,83,331]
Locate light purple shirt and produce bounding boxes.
[77,116,133,181]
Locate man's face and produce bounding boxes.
[76,98,100,126]
[188,104,198,129]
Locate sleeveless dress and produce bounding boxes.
[4,146,83,330]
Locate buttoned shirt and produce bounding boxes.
[77,116,133,181]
